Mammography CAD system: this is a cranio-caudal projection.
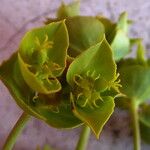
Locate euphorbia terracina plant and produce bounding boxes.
[0,1,149,150]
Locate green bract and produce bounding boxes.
[2,2,150,150]
[67,37,117,88]
[46,16,105,57]
[98,12,131,61]
[0,1,124,144]
[18,21,68,94]
[46,16,130,61]
[57,1,80,18]
[118,65,150,103]
[115,35,150,149]
[107,12,130,61]
[67,37,120,138]
[0,21,82,129]
[46,5,131,61]
[46,16,105,58]
[0,53,82,128]
[118,41,150,104]
[66,16,105,57]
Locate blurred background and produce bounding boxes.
[0,0,150,149]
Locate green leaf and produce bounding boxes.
[111,29,130,61]
[117,12,128,33]
[18,20,69,94]
[139,104,150,143]
[97,14,130,61]
[65,16,105,57]
[136,41,146,65]
[71,95,115,138]
[118,63,150,103]
[57,1,80,18]
[0,53,82,129]
[129,38,147,65]
[108,12,130,61]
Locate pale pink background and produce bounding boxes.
[0,0,150,149]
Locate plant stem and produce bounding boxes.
[76,125,90,150]
[3,112,30,150]
[130,100,141,150]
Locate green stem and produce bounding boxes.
[130,100,141,150]
[3,112,30,150]
[76,125,91,150]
